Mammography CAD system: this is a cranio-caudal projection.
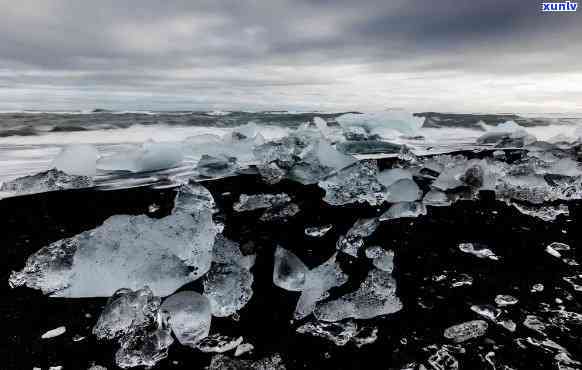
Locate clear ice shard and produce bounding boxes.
[41,326,66,339]
[443,320,488,343]
[233,193,291,212]
[336,218,379,257]
[9,183,220,297]
[386,179,422,203]
[195,334,244,353]
[93,287,174,369]
[0,168,94,196]
[377,168,413,188]
[314,268,402,322]
[98,141,183,172]
[203,236,254,317]
[319,160,389,206]
[51,144,99,176]
[273,246,309,292]
[379,202,427,221]
[294,253,348,320]
[160,291,211,347]
[296,320,359,346]
[304,224,333,238]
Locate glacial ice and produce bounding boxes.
[304,224,333,238]
[314,268,402,322]
[160,291,211,347]
[196,154,238,178]
[93,287,174,369]
[319,160,389,206]
[41,326,66,339]
[259,202,301,223]
[208,353,286,370]
[377,168,413,188]
[195,334,243,353]
[458,243,499,261]
[294,253,348,319]
[443,320,488,343]
[52,144,99,176]
[364,246,394,272]
[203,263,254,317]
[98,141,183,172]
[336,111,424,136]
[234,342,254,357]
[380,202,427,221]
[9,183,220,297]
[296,320,359,346]
[233,193,291,212]
[494,295,519,307]
[422,189,451,207]
[336,217,380,257]
[0,168,94,196]
[273,246,309,292]
[477,121,536,148]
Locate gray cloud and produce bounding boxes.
[0,0,580,112]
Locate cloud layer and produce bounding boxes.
[0,0,581,112]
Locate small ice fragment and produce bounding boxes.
[161,291,211,347]
[52,144,99,176]
[458,243,499,261]
[563,275,582,291]
[422,190,451,207]
[203,264,254,317]
[336,218,379,257]
[233,193,291,212]
[273,247,309,291]
[531,283,544,292]
[305,224,333,238]
[443,320,488,343]
[364,246,394,272]
[195,334,243,353]
[314,268,402,322]
[148,203,160,213]
[494,295,518,307]
[451,273,473,288]
[470,304,514,331]
[380,202,426,221]
[545,245,562,258]
[0,169,93,196]
[352,326,379,348]
[386,179,422,203]
[377,168,412,188]
[427,347,459,370]
[208,353,286,370]
[72,334,86,342]
[41,326,66,339]
[234,342,254,357]
[197,155,238,178]
[296,320,358,346]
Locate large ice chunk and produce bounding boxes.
[294,253,348,319]
[9,183,220,297]
[337,111,424,137]
[0,169,94,196]
[160,291,211,347]
[319,160,388,206]
[93,287,174,369]
[203,263,254,317]
[314,268,402,322]
[98,141,183,172]
[52,144,99,176]
[379,202,426,221]
[273,246,309,292]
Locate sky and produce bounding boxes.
[0,0,581,113]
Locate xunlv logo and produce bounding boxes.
[541,1,578,11]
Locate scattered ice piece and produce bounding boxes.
[93,287,173,369]
[377,168,413,188]
[52,144,99,176]
[273,247,309,292]
[294,253,348,319]
[208,353,286,370]
[531,283,545,292]
[196,155,238,178]
[314,268,402,322]
[458,243,499,261]
[319,160,389,206]
[305,224,333,238]
[72,335,86,342]
[422,190,451,207]
[427,346,460,370]
[87,365,107,370]
[203,263,254,317]
[233,193,291,212]
[386,179,422,203]
[195,334,243,353]
[0,169,93,196]
[98,141,183,172]
[365,246,394,272]
[443,320,488,343]
[523,315,547,334]
[563,275,582,291]
[352,326,379,348]
[495,295,519,307]
[380,202,426,221]
[336,218,379,257]
[546,245,563,258]
[450,273,473,288]
[259,203,301,223]
[161,291,211,347]
[41,326,66,339]
[10,184,220,297]
[510,203,569,222]
[296,320,358,346]
[148,203,160,213]
[471,304,516,332]
[234,342,254,357]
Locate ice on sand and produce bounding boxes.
[9,183,220,297]
[93,287,174,369]
[380,202,426,221]
[273,247,309,292]
[52,144,99,176]
[314,268,402,322]
[443,320,488,343]
[98,141,183,172]
[0,168,94,196]
[160,291,211,347]
[294,253,348,320]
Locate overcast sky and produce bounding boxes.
[0,0,580,113]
